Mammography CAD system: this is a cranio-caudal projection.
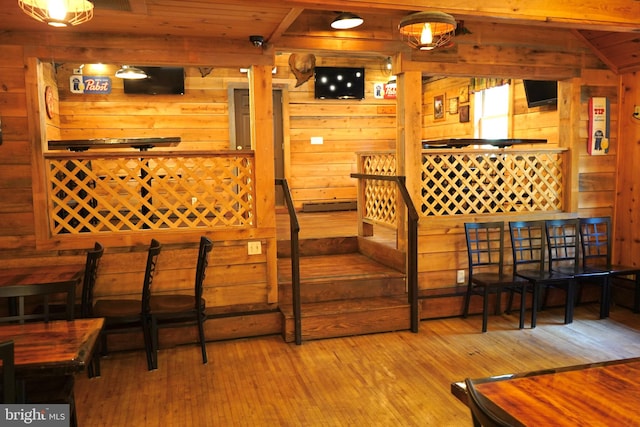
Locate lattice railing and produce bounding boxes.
[420,149,565,216]
[359,152,398,227]
[357,149,566,223]
[45,151,255,235]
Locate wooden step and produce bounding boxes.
[278,249,410,342]
[280,296,411,342]
[278,253,406,303]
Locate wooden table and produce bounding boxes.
[452,357,640,426]
[0,318,104,377]
[0,265,84,322]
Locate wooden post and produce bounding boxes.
[249,65,278,303]
[396,65,423,252]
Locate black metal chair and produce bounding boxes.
[509,220,574,328]
[89,239,160,371]
[579,216,640,313]
[148,236,212,370]
[464,378,521,427]
[79,242,104,378]
[463,222,529,332]
[0,340,15,404]
[545,219,610,319]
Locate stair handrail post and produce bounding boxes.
[350,173,420,333]
[395,176,420,333]
[275,178,302,345]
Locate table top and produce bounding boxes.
[453,357,640,426]
[48,136,181,152]
[0,318,104,377]
[0,265,83,291]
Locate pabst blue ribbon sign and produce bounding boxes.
[70,76,112,94]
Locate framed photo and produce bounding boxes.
[459,104,470,123]
[458,85,469,103]
[434,95,444,120]
[449,97,459,114]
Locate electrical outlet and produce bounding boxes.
[248,241,262,255]
[456,270,465,284]
[635,105,640,117]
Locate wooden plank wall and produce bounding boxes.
[286,56,397,207]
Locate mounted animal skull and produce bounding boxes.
[288,53,316,88]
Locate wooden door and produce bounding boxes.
[233,88,284,205]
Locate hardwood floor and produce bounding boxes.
[75,305,640,426]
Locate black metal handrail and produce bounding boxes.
[350,173,420,332]
[275,178,302,344]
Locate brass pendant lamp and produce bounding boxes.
[398,11,457,51]
[18,0,94,27]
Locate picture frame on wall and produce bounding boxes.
[459,104,470,123]
[458,85,469,103]
[449,97,459,114]
[434,95,444,120]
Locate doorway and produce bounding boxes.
[232,88,285,206]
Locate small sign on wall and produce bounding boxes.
[588,97,610,155]
[373,82,396,99]
[70,76,112,94]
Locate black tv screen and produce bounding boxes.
[314,67,365,100]
[523,80,557,108]
[123,67,185,95]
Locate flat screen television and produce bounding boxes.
[523,80,557,108]
[314,67,365,100]
[123,66,185,95]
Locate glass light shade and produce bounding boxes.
[331,12,364,30]
[398,11,457,51]
[115,66,148,80]
[18,0,94,27]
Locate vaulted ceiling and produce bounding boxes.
[1,0,640,74]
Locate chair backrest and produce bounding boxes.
[464,222,505,280]
[545,219,580,272]
[509,220,547,273]
[579,216,612,268]
[0,340,15,403]
[141,239,162,315]
[81,242,105,318]
[464,378,515,427]
[194,237,214,304]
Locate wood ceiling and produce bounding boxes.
[1,0,640,74]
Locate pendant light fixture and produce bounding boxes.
[115,65,147,80]
[398,11,457,51]
[331,12,364,30]
[18,0,94,27]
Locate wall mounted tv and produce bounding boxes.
[314,67,365,100]
[123,67,185,95]
[523,80,557,108]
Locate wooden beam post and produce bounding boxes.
[249,65,278,304]
[396,66,423,251]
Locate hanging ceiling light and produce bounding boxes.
[115,65,147,80]
[398,11,457,51]
[18,0,94,27]
[331,12,364,30]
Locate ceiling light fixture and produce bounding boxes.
[398,11,457,51]
[18,0,94,27]
[331,12,363,30]
[115,65,147,80]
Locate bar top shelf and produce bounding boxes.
[422,138,546,149]
[48,137,181,152]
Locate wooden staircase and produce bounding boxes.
[277,236,412,342]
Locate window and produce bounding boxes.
[473,84,510,141]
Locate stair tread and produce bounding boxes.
[280,296,409,317]
[278,253,404,283]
